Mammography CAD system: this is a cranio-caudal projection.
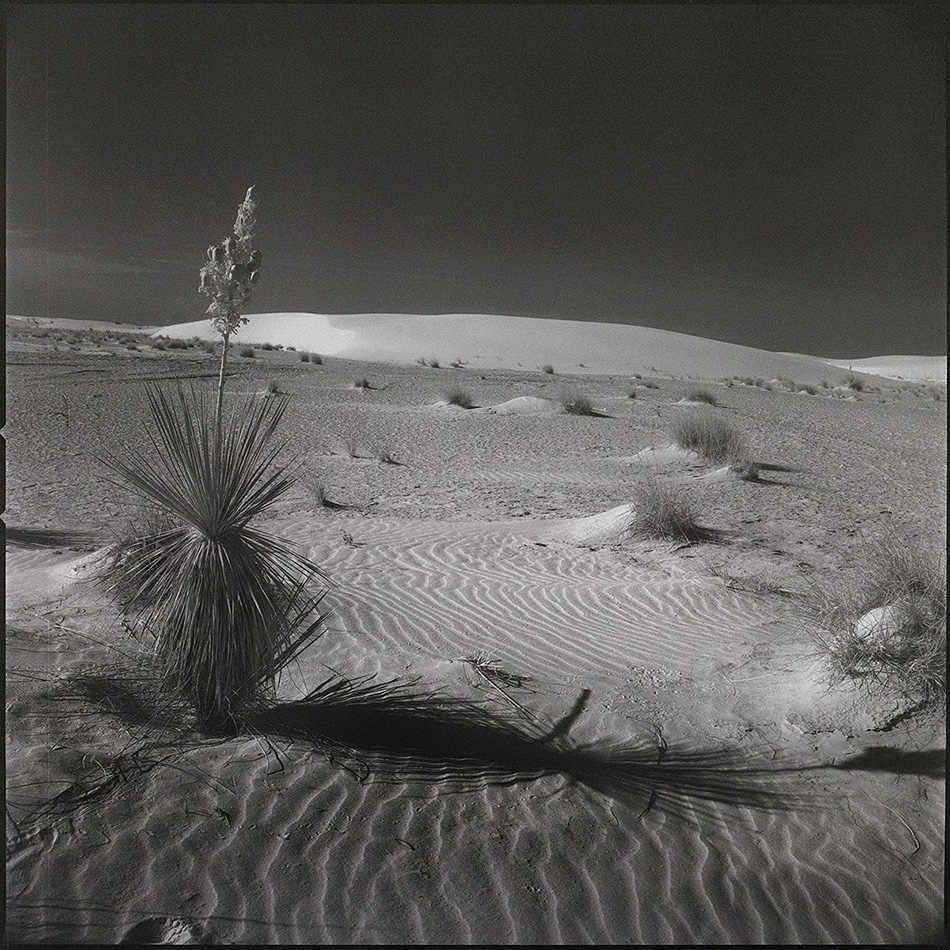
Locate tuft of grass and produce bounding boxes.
[627,388,638,399]
[670,410,751,470]
[299,351,312,362]
[373,445,399,464]
[239,345,256,358]
[560,391,596,415]
[166,337,189,350]
[259,342,276,351]
[541,363,555,375]
[445,386,475,409]
[99,386,329,732]
[633,476,708,544]
[265,379,280,395]
[352,377,371,391]
[685,387,720,406]
[807,536,946,709]
[845,374,865,392]
[311,353,324,365]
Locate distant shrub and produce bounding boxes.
[845,374,865,392]
[166,337,189,350]
[199,340,215,354]
[299,351,312,362]
[259,342,276,351]
[542,363,555,375]
[428,356,441,369]
[640,379,660,389]
[286,346,296,352]
[445,386,475,409]
[560,392,596,416]
[627,388,638,399]
[311,353,324,365]
[795,382,818,395]
[265,380,280,395]
[153,340,167,351]
[685,387,720,406]
[239,346,256,358]
[670,410,750,469]
[374,445,399,464]
[352,378,371,391]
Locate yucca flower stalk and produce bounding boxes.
[199,186,262,429]
[102,385,330,732]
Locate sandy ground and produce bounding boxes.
[5,316,947,944]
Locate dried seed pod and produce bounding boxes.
[249,249,262,267]
[249,269,261,284]
[225,236,238,257]
[212,245,225,263]
[207,245,216,261]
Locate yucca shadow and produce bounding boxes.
[5,525,105,550]
[245,677,816,821]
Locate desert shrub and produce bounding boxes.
[428,356,441,368]
[199,340,215,354]
[311,353,324,365]
[286,346,296,352]
[299,351,312,362]
[445,386,475,409]
[795,382,818,395]
[633,477,707,544]
[265,380,280,395]
[260,342,276,351]
[845,374,865,392]
[560,392,596,415]
[374,445,398,464]
[685,387,720,406]
[239,346,256,358]
[99,386,329,732]
[153,340,167,351]
[166,337,189,350]
[627,388,638,399]
[542,363,555,375]
[352,378,371,391]
[670,410,750,468]
[807,537,946,708]
[126,342,139,351]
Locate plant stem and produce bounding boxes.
[215,330,231,434]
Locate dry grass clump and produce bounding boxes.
[670,410,752,473]
[445,386,475,409]
[238,345,256,358]
[542,363,555,375]
[685,387,720,406]
[560,391,596,415]
[845,373,865,392]
[807,536,946,708]
[632,477,707,544]
[352,378,371,391]
[299,351,312,362]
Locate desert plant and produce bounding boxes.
[542,363,555,375]
[265,379,280,395]
[373,445,399,464]
[239,346,256,358]
[685,387,719,406]
[560,391,595,415]
[640,379,660,389]
[352,378,371,390]
[445,386,475,409]
[670,410,750,469]
[153,340,167,351]
[845,374,865,392]
[807,536,946,708]
[167,337,189,350]
[260,342,276,351]
[633,476,707,544]
[311,353,324,365]
[100,386,329,732]
[299,351,312,362]
[198,185,262,427]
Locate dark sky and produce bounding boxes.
[6,3,946,357]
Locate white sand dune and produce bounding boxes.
[818,354,947,383]
[151,311,936,384]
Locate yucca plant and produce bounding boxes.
[101,385,330,732]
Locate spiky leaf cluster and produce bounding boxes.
[199,185,262,340]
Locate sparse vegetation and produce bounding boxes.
[373,445,399,464]
[239,346,256,358]
[670,410,752,471]
[265,380,280,395]
[542,363,555,375]
[807,536,946,709]
[633,476,708,544]
[560,392,596,416]
[845,374,865,392]
[685,387,720,406]
[311,353,324,365]
[352,378,371,391]
[260,342,276,351]
[445,386,475,409]
[299,351,312,362]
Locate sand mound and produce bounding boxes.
[475,395,563,416]
[534,503,638,545]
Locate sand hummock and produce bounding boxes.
[5,313,946,944]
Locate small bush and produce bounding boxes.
[166,337,189,350]
[239,346,256,358]
[670,410,750,468]
[374,445,398,464]
[845,374,865,392]
[428,356,441,369]
[153,340,167,351]
[640,379,660,389]
[627,389,638,399]
[199,340,215,354]
[299,351,312,362]
[259,342,276,351]
[808,537,946,708]
[560,392,596,416]
[542,364,555,375]
[352,378,371,391]
[286,346,296,352]
[265,380,280,395]
[311,353,324,365]
[633,477,707,544]
[445,386,475,409]
[685,387,720,406]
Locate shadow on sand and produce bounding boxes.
[243,676,818,821]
